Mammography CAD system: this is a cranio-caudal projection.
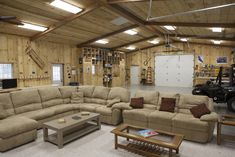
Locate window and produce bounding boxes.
[52,66,61,81]
[0,64,13,79]
[92,65,95,75]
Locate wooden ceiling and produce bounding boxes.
[0,0,234,52]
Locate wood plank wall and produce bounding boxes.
[0,33,80,87]
[126,43,233,85]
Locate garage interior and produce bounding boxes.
[0,0,235,157]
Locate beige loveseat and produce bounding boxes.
[0,85,129,151]
[123,90,218,143]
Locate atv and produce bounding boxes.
[192,65,235,112]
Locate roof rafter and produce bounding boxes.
[30,2,102,41]
[146,21,235,28]
[76,24,138,47]
[170,34,235,41]
[107,0,163,4]
[128,42,166,53]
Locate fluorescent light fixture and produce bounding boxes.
[18,23,47,31]
[124,29,138,35]
[211,27,222,32]
[164,25,176,30]
[211,40,222,44]
[125,46,136,50]
[95,39,109,44]
[50,0,82,14]
[180,38,188,42]
[148,39,159,44]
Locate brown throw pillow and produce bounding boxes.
[130,97,144,109]
[190,104,211,118]
[159,98,176,113]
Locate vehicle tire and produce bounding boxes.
[227,97,235,112]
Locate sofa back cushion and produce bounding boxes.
[38,87,63,108]
[178,94,210,114]
[108,87,130,102]
[59,86,77,103]
[0,93,15,119]
[84,98,107,105]
[78,85,95,98]
[11,89,42,114]
[135,90,159,106]
[92,86,110,100]
[71,91,84,104]
[158,92,180,110]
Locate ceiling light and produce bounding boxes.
[95,39,109,44]
[50,0,82,14]
[125,46,136,50]
[180,38,188,42]
[148,39,159,44]
[164,25,176,30]
[124,29,138,35]
[211,27,223,32]
[212,40,222,44]
[18,23,47,31]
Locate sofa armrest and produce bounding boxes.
[111,102,133,110]
[200,112,218,122]
[208,98,215,112]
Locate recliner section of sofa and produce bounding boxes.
[123,90,218,143]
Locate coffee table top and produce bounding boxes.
[111,124,184,150]
[43,112,99,130]
[218,114,235,126]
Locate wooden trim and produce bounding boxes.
[169,34,235,41]
[146,21,235,28]
[30,2,102,41]
[77,24,138,47]
[112,35,157,49]
[105,4,163,37]
[107,0,162,3]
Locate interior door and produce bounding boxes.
[52,64,64,86]
[130,66,140,85]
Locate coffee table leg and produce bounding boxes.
[126,127,129,141]
[43,127,48,142]
[115,135,118,149]
[57,131,63,149]
[217,122,221,145]
[97,116,101,130]
[169,148,172,157]
[176,148,179,154]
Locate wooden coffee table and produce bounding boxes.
[217,114,235,145]
[111,124,184,157]
[42,112,100,148]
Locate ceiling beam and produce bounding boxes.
[30,2,101,41]
[77,24,138,47]
[107,0,163,4]
[146,21,235,28]
[105,3,164,37]
[182,41,235,48]
[112,35,157,49]
[169,34,235,41]
[128,43,166,53]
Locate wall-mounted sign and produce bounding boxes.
[198,55,204,64]
[216,56,227,64]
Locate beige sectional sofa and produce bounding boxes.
[123,90,218,143]
[0,85,129,151]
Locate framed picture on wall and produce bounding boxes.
[216,56,228,64]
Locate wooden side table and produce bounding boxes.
[217,114,235,145]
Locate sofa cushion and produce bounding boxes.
[123,109,154,122]
[59,86,77,103]
[89,98,106,105]
[71,91,84,103]
[107,98,121,107]
[190,104,211,118]
[11,89,42,114]
[178,94,210,114]
[135,90,159,105]
[159,98,176,113]
[172,113,209,132]
[108,87,130,102]
[38,87,63,108]
[130,97,144,109]
[0,116,37,138]
[79,103,103,112]
[148,110,177,126]
[96,106,112,116]
[78,85,95,97]
[92,86,110,100]
[48,104,74,114]
[17,108,55,120]
[0,93,15,119]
